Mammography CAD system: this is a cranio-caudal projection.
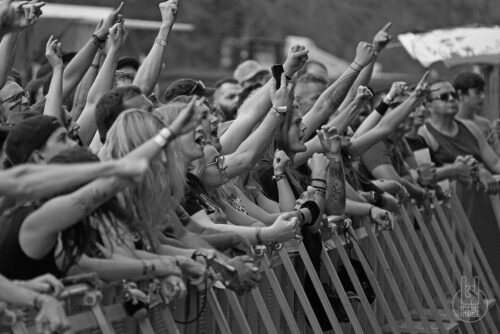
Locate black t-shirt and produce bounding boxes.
[0,203,62,280]
[183,173,227,224]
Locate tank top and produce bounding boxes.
[424,121,482,164]
[0,203,62,280]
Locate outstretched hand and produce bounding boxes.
[270,72,292,108]
[373,22,392,53]
[283,44,309,76]
[1,0,45,32]
[96,2,124,39]
[169,96,208,137]
[353,41,375,68]
[45,35,63,69]
[317,125,342,155]
[159,0,178,28]
[411,71,430,99]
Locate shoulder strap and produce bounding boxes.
[417,124,439,152]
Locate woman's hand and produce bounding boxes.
[169,96,208,136]
[34,295,70,334]
[283,44,309,77]
[308,153,329,181]
[95,2,124,39]
[269,73,292,109]
[266,212,300,242]
[45,35,63,69]
[273,149,291,174]
[18,274,64,297]
[109,21,125,51]
[160,275,186,302]
[369,206,394,231]
[317,126,342,155]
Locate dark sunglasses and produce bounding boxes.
[1,91,29,104]
[431,92,458,102]
[189,80,205,96]
[205,155,225,170]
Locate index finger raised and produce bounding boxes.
[417,71,430,86]
[381,22,392,32]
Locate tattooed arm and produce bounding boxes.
[315,127,346,216]
[301,42,375,139]
[19,177,128,260]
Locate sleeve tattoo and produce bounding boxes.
[325,72,359,111]
[326,156,346,215]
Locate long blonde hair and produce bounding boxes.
[100,109,186,243]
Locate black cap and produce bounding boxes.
[4,115,62,165]
[117,57,140,72]
[163,79,215,103]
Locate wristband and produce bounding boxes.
[350,61,363,72]
[311,178,326,184]
[268,108,285,121]
[311,185,326,191]
[160,127,175,140]
[301,201,321,226]
[191,249,207,260]
[375,100,389,116]
[155,38,168,47]
[295,209,305,225]
[368,205,376,219]
[92,33,106,48]
[154,134,167,147]
[272,173,286,181]
[255,227,263,244]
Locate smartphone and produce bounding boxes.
[271,64,284,89]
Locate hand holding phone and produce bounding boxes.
[271,64,284,90]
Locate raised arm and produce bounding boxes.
[337,23,392,111]
[0,32,19,88]
[0,1,45,86]
[70,50,101,120]
[317,127,346,215]
[301,42,375,139]
[20,100,205,260]
[133,0,177,96]
[77,22,125,146]
[224,74,292,178]
[43,36,64,123]
[293,85,373,166]
[348,73,429,157]
[61,3,124,101]
[273,150,296,211]
[220,45,308,154]
[0,159,148,201]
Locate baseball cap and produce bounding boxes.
[163,78,215,103]
[117,57,140,72]
[4,115,62,165]
[233,60,270,85]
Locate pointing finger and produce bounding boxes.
[381,22,392,32]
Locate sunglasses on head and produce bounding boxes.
[205,155,225,170]
[431,92,458,102]
[189,80,205,96]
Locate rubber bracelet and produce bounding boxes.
[160,127,175,140]
[272,173,286,181]
[154,134,167,147]
[375,100,390,116]
[301,201,321,226]
[155,38,168,47]
[256,227,263,244]
[311,178,326,184]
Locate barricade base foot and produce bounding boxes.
[382,319,460,334]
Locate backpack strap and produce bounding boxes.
[417,124,439,152]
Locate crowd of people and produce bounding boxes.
[0,0,499,333]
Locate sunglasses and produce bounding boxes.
[189,80,206,96]
[205,155,225,170]
[431,92,458,102]
[1,91,29,104]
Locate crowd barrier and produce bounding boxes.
[1,183,500,334]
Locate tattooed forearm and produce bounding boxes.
[325,155,346,215]
[72,178,123,217]
[323,71,359,111]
